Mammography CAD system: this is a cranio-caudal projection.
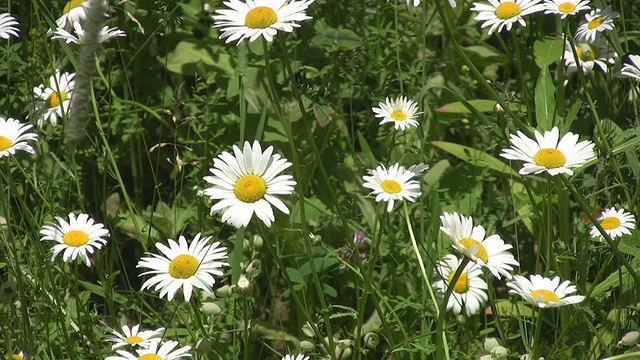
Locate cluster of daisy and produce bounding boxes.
[50,0,125,45]
[102,324,191,360]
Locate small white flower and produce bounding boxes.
[362,163,421,212]
[620,54,640,81]
[433,254,488,316]
[471,0,545,35]
[40,213,110,266]
[542,0,590,19]
[282,354,309,360]
[105,340,191,360]
[372,96,421,131]
[0,117,38,158]
[500,126,595,176]
[52,21,126,44]
[55,0,90,29]
[0,13,20,39]
[507,274,585,308]
[563,37,617,75]
[589,207,635,240]
[28,70,76,127]
[575,5,619,42]
[104,324,165,349]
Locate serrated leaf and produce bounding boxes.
[431,141,521,178]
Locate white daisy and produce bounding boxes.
[0,117,38,158]
[440,212,519,279]
[28,71,76,127]
[104,324,165,349]
[362,163,421,212]
[432,254,488,316]
[203,140,296,228]
[589,207,635,240]
[575,5,619,42]
[471,0,545,35]
[52,21,126,44]
[372,96,421,131]
[0,13,20,39]
[282,355,309,360]
[506,274,585,308]
[213,0,315,45]
[55,0,90,29]
[105,340,191,360]
[500,126,595,176]
[137,233,228,302]
[620,54,640,81]
[5,351,27,360]
[563,37,617,75]
[40,213,110,267]
[542,0,590,19]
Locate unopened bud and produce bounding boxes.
[490,345,509,359]
[484,337,501,352]
[246,260,262,279]
[302,322,315,338]
[196,338,212,354]
[201,302,221,316]
[494,102,505,115]
[300,340,315,352]
[215,285,232,298]
[364,333,379,349]
[309,233,322,245]
[618,331,640,346]
[235,274,251,295]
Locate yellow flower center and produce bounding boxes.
[234,174,267,203]
[558,2,576,13]
[168,254,200,279]
[244,6,278,29]
[45,91,68,109]
[138,355,162,360]
[533,148,567,169]
[390,111,407,121]
[448,272,470,294]
[458,238,489,263]
[63,230,89,247]
[494,2,522,19]
[125,335,144,344]
[600,217,621,230]
[530,289,560,304]
[63,0,84,15]
[7,355,24,360]
[588,16,604,30]
[380,180,401,194]
[576,43,600,61]
[0,136,13,151]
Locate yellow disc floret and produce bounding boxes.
[390,111,407,121]
[125,335,144,344]
[63,0,84,14]
[381,180,401,194]
[0,136,13,151]
[168,254,200,279]
[45,91,67,109]
[530,289,560,304]
[495,2,522,19]
[448,272,470,294]
[234,174,267,203]
[533,148,567,169]
[576,43,600,61]
[245,6,278,29]
[558,2,576,13]
[138,355,162,360]
[588,16,604,30]
[458,238,489,263]
[63,230,89,247]
[600,217,621,230]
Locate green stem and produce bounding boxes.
[532,308,543,359]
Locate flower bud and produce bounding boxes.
[196,338,212,354]
[494,102,505,115]
[246,260,262,279]
[364,332,379,349]
[215,285,232,298]
[490,345,509,359]
[235,274,252,295]
[300,340,315,352]
[484,337,501,352]
[618,331,640,347]
[201,302,221,316]
[302,322,315,338]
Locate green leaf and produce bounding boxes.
[165,39,233,76]
[436,99,497,113]
[431,141,521,178]
[312,27,362,51]
[535,66,556,130]
[533,37,564,68]
[78,281,128,304]
[563,100,582,132]
[285,267,304,284]
[591,267,631,296]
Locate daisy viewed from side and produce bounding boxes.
[40,213,110,267]
[542,0,590,19]
[0,13,20,39]
[282,355,310,360]
[471,0,545,35]
[563,37,617,75]
[203,140,296,228]
[55,0,90,29]
[52,21,126,44]
[0,117,38,158]
[5,351,27,360]
[589,207,635,240]
[433,254,488,316]
[105,340,191,360]
[440,212,519,279]
[362,163,421,212]
[507,274,585,308]
[104,324,165,349]
[620,55,640,81]
[213,0,315,45]
[28,71,76,127]
[500,126,595,176]
[372,96,421,131]
[137,233,228,302]
[575,5,619,42]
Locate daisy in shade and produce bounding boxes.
[575,5,619,42]
[40,213,110,267]
[137,233,228,302]
[213,0,315,45]
[589,207,635,240]
[282,355,309,360]
[52,21,126,44]
[620,55,640,81]
[362,163,421,212]
[471,0,545,35]
[440,212,519,279]
[0,13,20,39]
[105,340,191,360]
[507,274,585,308]
[55,0,90,29]
[500,126,595,176]
[203,140,296,228]
[0,117,38,158]
[563,37,617,75]
[372,96,421,131]
[433,254,488,316]
[542,0,590,19]
[104,324,165,349]
[28,71,76,127]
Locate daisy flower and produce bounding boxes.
[440,212,519,279]
[362,163,421,212]
[105,340,191,360]
[137,233,228,302]
[282,355,309,360]
[28,71,76,127]
[52,21,126,44]
[213,0,315,45]
[563,37,617,75]
[575,5,619,42]
[589,207,635,240]
[500,126,595,176]
[372,96,421,131]
[0,13,20,39]
[5,351,27,360]
[40,213,110,267]
[471,0,545,35]
[55,0,90,29]
[433,254,488,316]
[542,0,590,19]
[104,324,165,349]
[620,54,640,81]
[203,140,296,228]
[506,274,585,308]
[0,117,38,158]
